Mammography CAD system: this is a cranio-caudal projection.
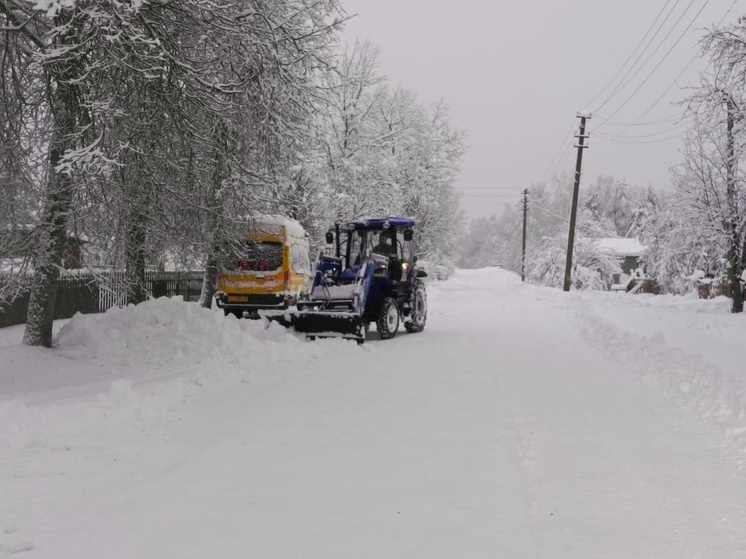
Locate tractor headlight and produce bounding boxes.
[402,262,409,276]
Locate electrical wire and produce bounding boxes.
[596,112,689,127]
[537,119,579,185]
[546,142,578,182]
[594,0,689,114]
[594,116,693,139]
[595,132,686,144]
[594,0,714,131]
[624,0,740,125]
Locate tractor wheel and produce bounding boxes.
[404,279,427,333]
[376,297,400,340]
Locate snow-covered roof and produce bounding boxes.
[593,237,645,257]
[237,214,307,239]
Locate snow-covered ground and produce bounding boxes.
[2,269,746,558]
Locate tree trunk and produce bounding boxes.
[198,251,219,309]
[23,17,84,347]
[23,133,73,347]
[124,197,148,304]
[199,125,230,309]
[198,178,226,309]
[724,97,743,313]
[728,234,743,313]
[121,152,151,305]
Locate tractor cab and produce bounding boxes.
[330,220,416,285]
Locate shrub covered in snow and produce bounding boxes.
[417,259,455,281]
[527,237,622,291]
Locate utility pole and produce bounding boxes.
[521,188,528,282]
[724,94,743,313]
[563,113,591,292]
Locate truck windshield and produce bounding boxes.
[233,241,283,272]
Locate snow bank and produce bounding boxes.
[568,299,746,449]
[55,296,305,369]
[578,289,732,314]
[0,297,363,452]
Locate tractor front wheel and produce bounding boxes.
[404,279,427,333]
[376,297,400,340]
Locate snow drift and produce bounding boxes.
[0,297,363,452]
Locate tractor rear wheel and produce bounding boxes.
[404,279,427,333]
[376,297,400,340]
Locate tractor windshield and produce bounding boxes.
[343,231,365,268]
[370,230,397,258]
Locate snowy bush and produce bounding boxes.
[418,259,455,281]
[527,237,622,291]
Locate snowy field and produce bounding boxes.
[2,268,746,558]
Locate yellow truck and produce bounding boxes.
[215,216,312,318]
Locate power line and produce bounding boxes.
[594,0,714,130]
[595,132,685,144]
[583,0,676,110]
[546,142,577,182]
[596,111,688,127]
[626,0,740,124]
[595,116,693,139]
[537,119,578,185]
[594,0,686,114]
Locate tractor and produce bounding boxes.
[263,217,428,343]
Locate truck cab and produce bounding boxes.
[215,216,311,318]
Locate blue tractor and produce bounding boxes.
[264,217,428,343]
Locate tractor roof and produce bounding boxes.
[344,217,416,231]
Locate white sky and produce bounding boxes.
[339,0,742,218]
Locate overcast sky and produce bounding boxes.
[339,0,741,218]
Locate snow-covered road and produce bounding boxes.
[2,269,746,558]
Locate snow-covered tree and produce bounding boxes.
[641,17,746,306]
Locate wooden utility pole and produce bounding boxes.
[724,95,743,313]
[521,189,528,282]
[563,113,591,292]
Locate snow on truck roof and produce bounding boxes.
[240,215,307,238]
[345,217,416,230]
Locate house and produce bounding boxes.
[593,237,646,291]
[595,237,645,275]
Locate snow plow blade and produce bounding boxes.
[263,310,365,342]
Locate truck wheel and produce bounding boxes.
[376,297,400,340]
[404,279,427,333]
[224,309,243,319]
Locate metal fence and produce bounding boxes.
[0,271,204,329]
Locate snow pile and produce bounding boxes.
[579,289,732,314]
[570,301,746,447]
[56,296,330,370]
[0,297,363,452]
